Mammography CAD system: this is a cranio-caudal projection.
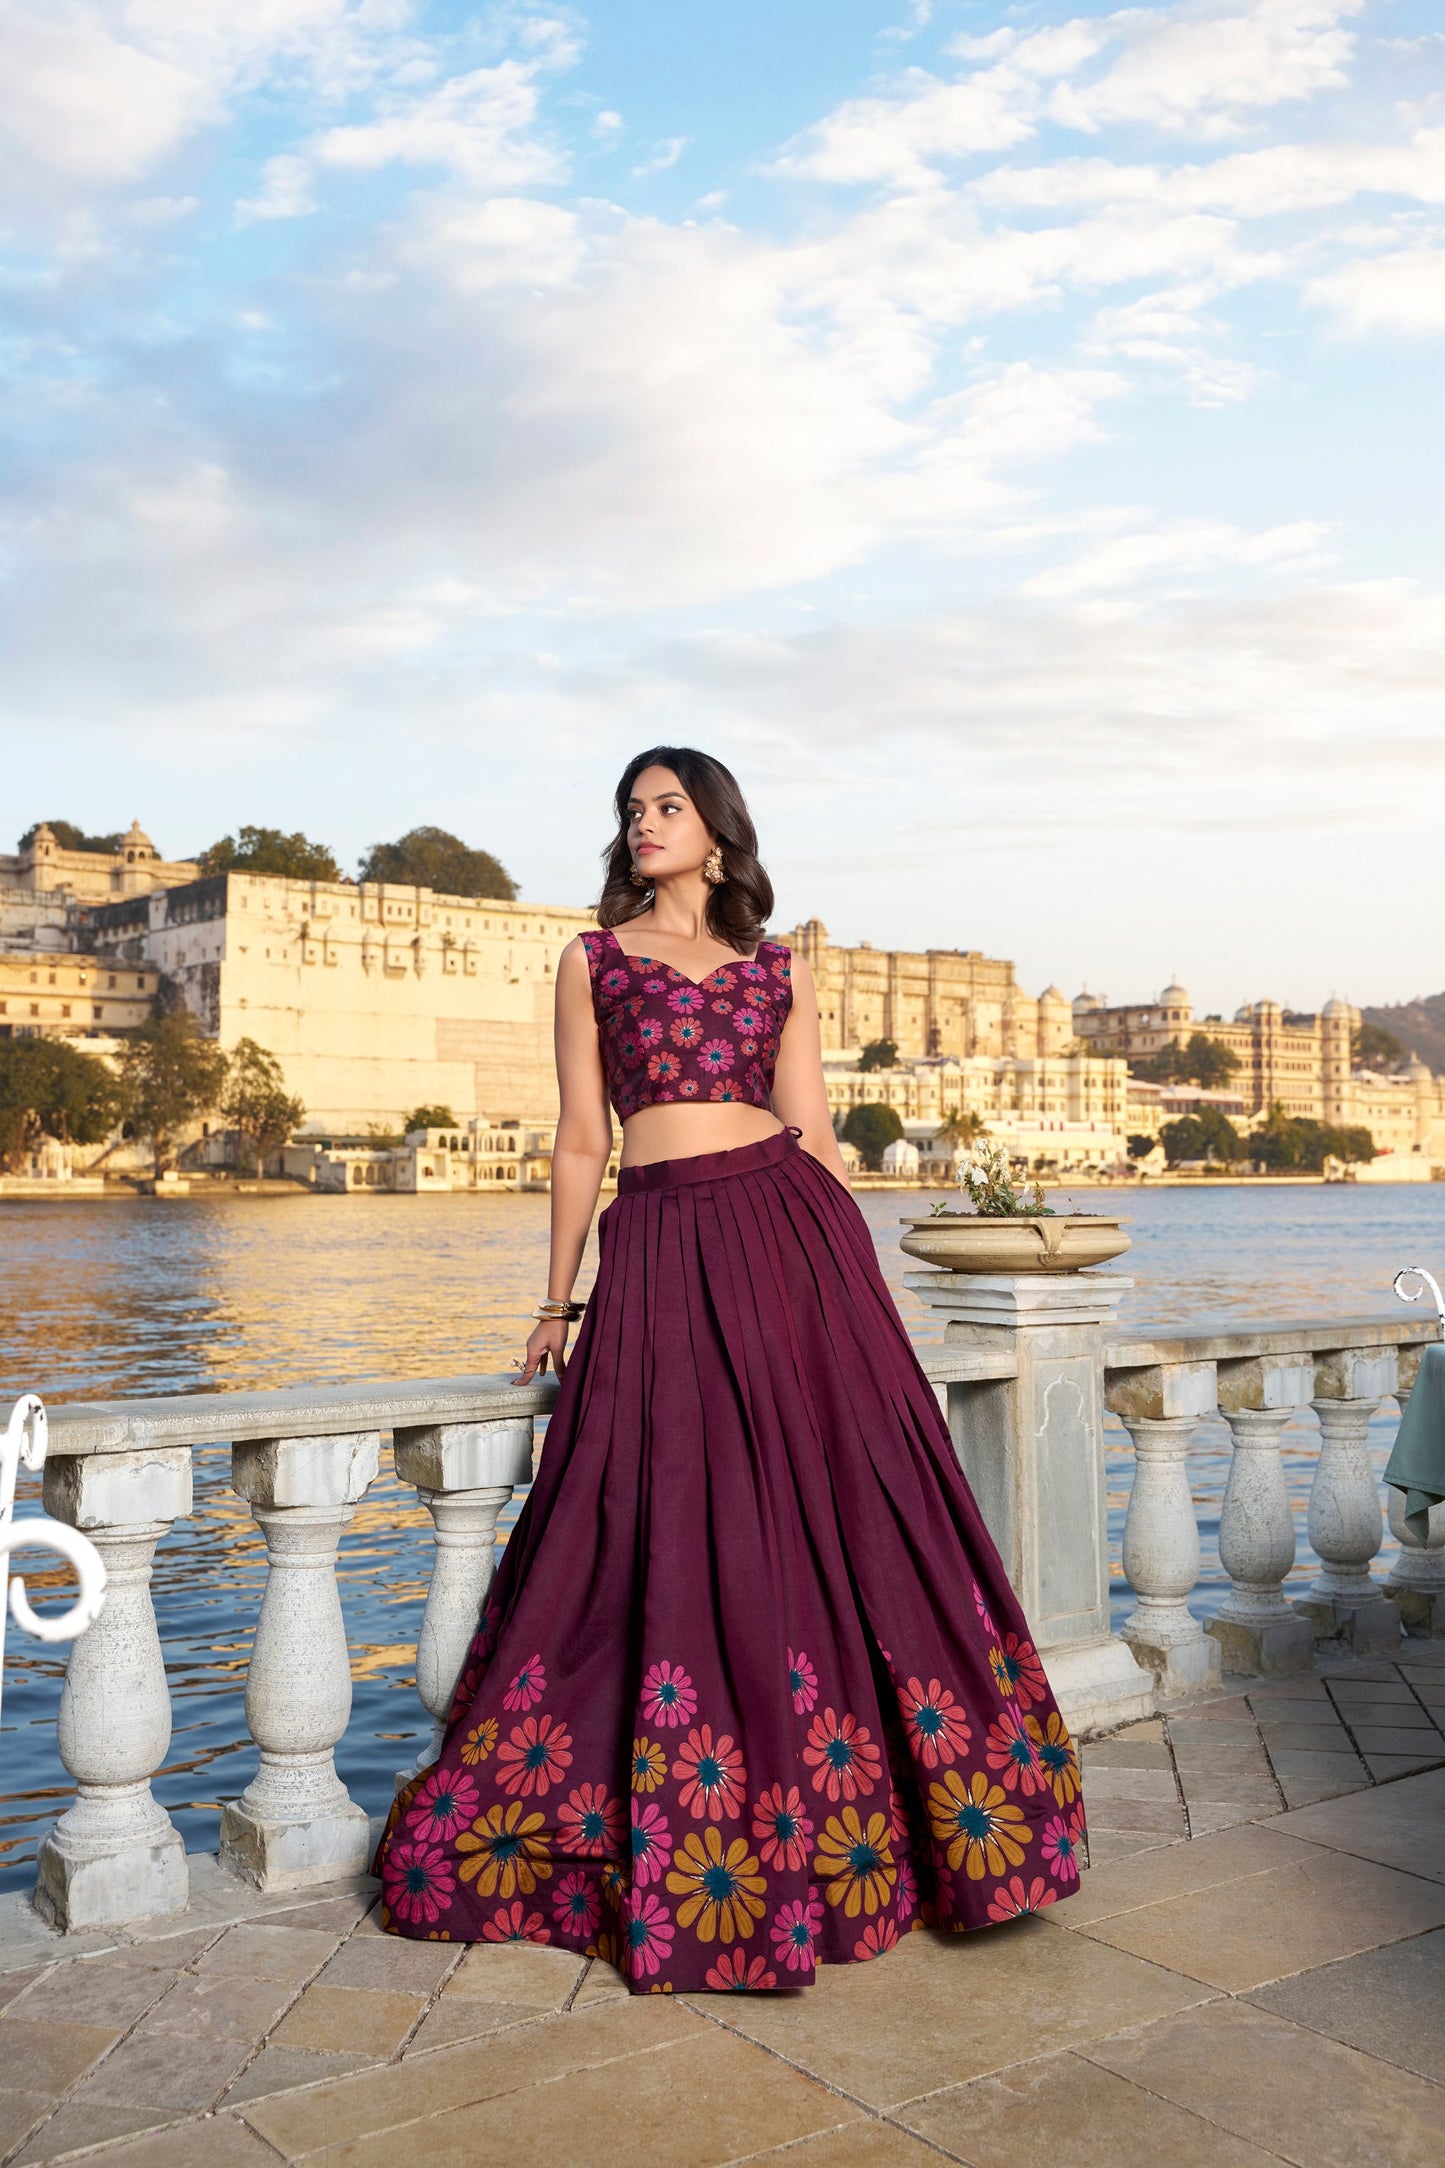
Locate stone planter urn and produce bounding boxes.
[898,1212,1130,1274]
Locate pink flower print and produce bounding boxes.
[1042,1810,1084,1882]
[895,1857,919,1923]
[558,1783,625,1856]
[853,1918,898,1961]
[552,1870,600,1938]
[678,1078,699,1097]
[646,1051,681,1082]
[641,1660,696,1729]
[1001,1633,1049,1711]
[601,968,629,997]
[705,1950,776,1992]
[740,1040,759,1057]
[709,968,736,991]
[667,985,704,1014]
[803,1709,882,1802]
[710,997,733,1016]
[972,1580,997,1640]
[673,1725,747,1822]
[770,1890,824,1973]
[386,1839,455,1927]
[739,959,768,982]
[771,956,791,980]
[709,1081,744,1102]
[643,978,667,995]
[483,1900,550,1943]
[752,1782,813,1872]
[623,1890,674,1979]
[496,1712,573,1798]
[638,1016,664,1046]
[986,1874,1056,1923]
[670,1016,703,1048]
[887,1783,910,1845]
[413,1767,479,1844]
[504,1656,546,1712]
[899,1677,971,1770]
[788,1649,818,1713]
[697,1037,734,1075]
[984,1708,1046,1797]
[733,1007,763,1035]
[630,1800,672,1887]
[616,1032,640,1062]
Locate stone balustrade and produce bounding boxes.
[13,1291,1443,1939]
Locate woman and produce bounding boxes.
[375,747,1084,1990]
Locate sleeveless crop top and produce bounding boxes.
[580,926,794,1120]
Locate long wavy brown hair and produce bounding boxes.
[595,746,774,951]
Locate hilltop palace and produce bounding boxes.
[2,821,1443,1184]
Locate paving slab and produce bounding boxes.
[1083,1800,1188,1835]
[1255,1721,1359,1753]
[897,2046,1289,2167]
[306,2022,862,2168]
[6,1959,176,2029]
[402,1997,542,2056]
[272,1982,427,2057]
[744,2122,942,2165]
[246,1894,377,1935]
[57,2112,277,2164]
[74,2028,253,2111]
[0,2016,123,2096]
[443,1941,586,2009]
[139,1971,299,2042]
[315,1933,460,1995]
[1073,1848,1445,1991]
[1061,1823,1315,1927]
[1080,1739,1174,1770]
[1251,1699,1348,1727]
[1272,1766,1445,1881]
[194,1923,342,1984]
[1327,1678,1423,1704]
[1350,1724,1445,1756]
[1076,1766,1179,1802]
[237,1998,699,2156]
[1083,1996,1445,2168]
[11,2102,174,2163]
[1268,1753,1374,1810]
[0,1969,47,2015]
[0,2092,49,2159]
[221,2044,384,2107]
[1247,1928,1445,2085]
[691,1921,1212,2109]
[1180,1800,1271,1836]
[1084,1831,1175,1865]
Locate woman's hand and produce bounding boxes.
[513,1317,571,1384]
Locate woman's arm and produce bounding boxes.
[515,938,613,1382]
[770,951,852,1191]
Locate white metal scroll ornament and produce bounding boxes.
[0,1397,108,1734]
[1394,1267,1445,1333]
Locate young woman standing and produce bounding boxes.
[375,746,1084,1989]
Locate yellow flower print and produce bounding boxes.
[927,1770,1030,1881]
[455,1800,552,1899]
[1027,1713,1081,1807]
[665,1826,767,1944]
[812,1807,896,1918]
[631,1736,668,1794]
[461,1718,498,1766]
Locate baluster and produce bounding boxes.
[1303,1350,1401,1655]
[392,1419,534,1785]
[1116,1416,1221,1700]
[1207,1359,1316,1675]
[36,1450,192,1930]
[220,1432,379,1889]
[1385,1350,1445,1636]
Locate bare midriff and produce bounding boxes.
[617,1103,786,1169]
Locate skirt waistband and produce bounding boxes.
[617,1124,801,1194]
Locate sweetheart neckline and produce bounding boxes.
[596,925,772,991]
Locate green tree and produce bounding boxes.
[359,827,516,900]
[1352,1024,1403,1071]
[18,820,123,853]
[1248,1103,1376,1173]
[857,1039,899,1073]
[1131,1034,1240,1088]
[936,1105,984,1150]
[199,827,341,881]
[842,1101,904,1171]
[1126,1133,1157,1159]
[0,1039,126,1168]
[1159,1108,1243,1165]
[402,1104,458,1136]
[1320,1123,1377,1165]
[119,1011,229,1172]
[220,1038,305,1176]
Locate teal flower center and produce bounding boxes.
[788,1921,811,1949]
[702,1864,738,1902]
[774,1811,798,1842]
[581,1810,607,1841]
[524,1741,552,1771]
[1040,1742,1070,1773]
[825,1738,855,1773]
[1007,1736,1035,1768]
[957,1803,993,1840]
[403,1864,432,1894]
[915,1705,944,1738]
[697,1756,723,1789]
[492,1833,522,1862]
[657,1681,679,1707]
[846,1841,880,1878]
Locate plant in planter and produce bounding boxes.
[899,1142,1130,1274]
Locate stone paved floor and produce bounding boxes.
[2,1643,1443,2166]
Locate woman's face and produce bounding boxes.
[626,765,711,883]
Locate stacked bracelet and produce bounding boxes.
[533,1298,585,1322]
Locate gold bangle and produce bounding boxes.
[533,1299,584,1322]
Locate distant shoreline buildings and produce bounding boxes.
[2,823,1442,1179]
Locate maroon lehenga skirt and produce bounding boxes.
[374,1126,1083,1990]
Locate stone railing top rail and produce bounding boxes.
[916,1349,1019,1386]
[1105,1312,1440,1374]
[40,1374,561,1459]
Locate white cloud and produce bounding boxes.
[1308,243,1445,331]
[631,137,686,179]
[1022,517,1334,597]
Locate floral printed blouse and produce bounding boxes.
[580,927,794,1121]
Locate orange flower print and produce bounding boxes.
[557,1783,626,1856]
[455,1802,552,1898]
[927,1771,1030,1881]
[853,1918,899,1960]
[673,1725,747,1822]
[812,1807,896,1918]
[666,1827,767,1943]
[483,1901,550,1943]
[752,1782,813,1872]
[986,1874,1056,1922]
[1028,1713,1081,1806]
[496,1712,573,1798]
[502,1656,546,1712]
[898,1677,971,1769]
[985,1708,1047,1797]
[704,1949,776,1991]
[803,1709,882,1802]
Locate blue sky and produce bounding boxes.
[4,0,1444,1013]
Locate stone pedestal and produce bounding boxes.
[1208,1377,1316,1676]
[392,1418,534,1785]
[35,1450,192,1931]
[903,1270,1153,1737]
[221,1432,379,1890]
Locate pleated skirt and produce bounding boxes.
[374,1125,1084,1990]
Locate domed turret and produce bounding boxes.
[1159,981,1189,1008]
[121,819,157,863]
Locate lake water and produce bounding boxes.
[2,1180,1442,1893]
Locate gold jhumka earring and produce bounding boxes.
[702,843,726,885]
[630,864,651,889]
